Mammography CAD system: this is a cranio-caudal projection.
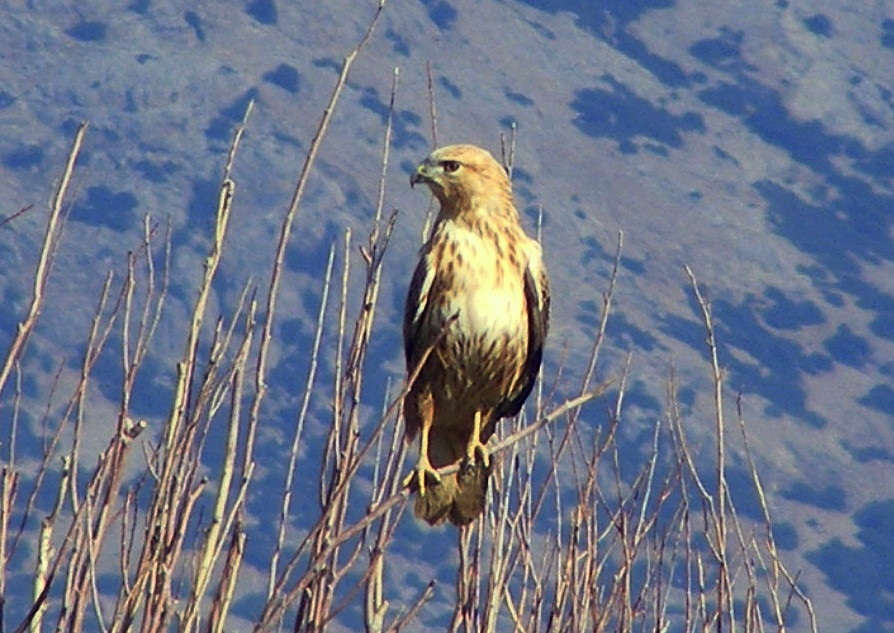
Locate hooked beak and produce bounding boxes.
[409,163,430,188]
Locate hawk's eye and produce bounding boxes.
[441,160,461,173]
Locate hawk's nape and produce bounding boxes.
[402,144,549,526]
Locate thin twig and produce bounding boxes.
[0,123,86,397]
[0,204,35,230]
[684,265,732,633]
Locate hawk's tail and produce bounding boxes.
[413,430,490,526]
[414,462,489,526]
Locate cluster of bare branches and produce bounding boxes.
[0,2,816,632]
[440,255,818,633]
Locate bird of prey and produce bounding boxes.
[403,144,550,526]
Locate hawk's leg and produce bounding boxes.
[402,410,441,496]
[464,410,491,469]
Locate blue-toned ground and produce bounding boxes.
[1,1,892,631]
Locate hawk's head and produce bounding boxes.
[410,144,511,214]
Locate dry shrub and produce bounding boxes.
[0,4,815,631]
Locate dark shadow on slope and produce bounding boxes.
[246,0,277,25]
[689,27,757,75]
[858,384,894,416]
[4,144,45,170]
[205,89,259,145]
[66,20,108,43]
[781,481,847,511]
[608,311,661,352]
[760,287,825,331]
[438,75,462,99]
[512,0,674,32]
[710,296,830,427]
[0,89,14,109]
[179,177,219,241]
[133,157,180,183]
[358,86,428,150]
[823,325,871,368]
[753,180,893,279]
[691,27,894,330]
[263,63,301,94]
[802,13,834,38]
[385,27,411,57]
[884,19,894,49]
[184,10,206,42]
[71,185,139,233]
[513,0,691,88]
[774,522,799,551]
[418,0,457,31]
[754,179,894,350]
[840,440,894,465]
[0,283,26,345]
[571,75,705,153]
[660,292,830,428]
[808,499,894,631]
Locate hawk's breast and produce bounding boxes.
[427,222,529,407]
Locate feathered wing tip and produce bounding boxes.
[413,462,489,527]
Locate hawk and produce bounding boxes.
[403,144,550,526]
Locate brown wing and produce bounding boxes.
[494,262,550,420]
[403,249,436,370]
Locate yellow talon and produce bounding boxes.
[465,411,490,469]
[403,458,441,496]
[406,397,441,495]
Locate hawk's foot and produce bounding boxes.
[402,457,441,496]
[464,436,491,471]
